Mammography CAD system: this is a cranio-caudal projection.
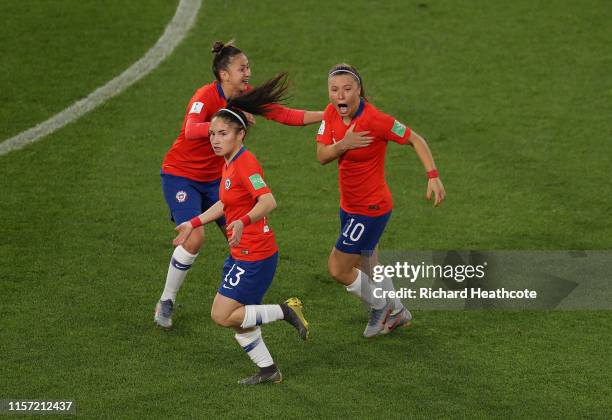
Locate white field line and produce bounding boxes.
[0,0,202,156]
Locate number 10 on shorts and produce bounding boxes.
[343,218,365,242]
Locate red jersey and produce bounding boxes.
[162,81,306,182]
[316,100,411,216]
[220,148,278,261]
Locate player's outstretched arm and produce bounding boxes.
[226,193,276,247]
[173,201,225,246]
[316,124,373,165]
[408,130,446,207]
[303,111,324,125]
[264,105,322,127]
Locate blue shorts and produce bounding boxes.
[335,209,391,256]
[217,252,279,305]
[161,173,226,227]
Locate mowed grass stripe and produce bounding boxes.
[0,0,178,141]
[0,0,202,156]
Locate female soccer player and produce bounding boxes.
[172,74,309,385]
[316,63,446,338]
[155,41,323,328]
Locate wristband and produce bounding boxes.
[427,169,439,179]
[189,216,203,228]
[239,215,252,227]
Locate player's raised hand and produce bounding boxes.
[426,177,446,207]
[244,111,256,126]
[173,222,194,246]
[226,220,244,247]
[340,124,373,151]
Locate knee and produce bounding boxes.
[328,256,349,284]
[183,226,204,254]
[210,307,232,328]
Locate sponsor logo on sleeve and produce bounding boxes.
[248,173,267,190]
[391,120,406,137]
[189,101,204,114]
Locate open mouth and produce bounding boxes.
[337,103,348,113]
[212,146,222,154]
[242,78,249,85]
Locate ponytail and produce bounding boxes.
[228,72,289,116]
[215,72,290,130]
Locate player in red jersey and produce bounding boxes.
[155,41,323,328]
[316,63,446,338]
[172,74,309,385]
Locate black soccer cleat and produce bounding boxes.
[238,366,283,385]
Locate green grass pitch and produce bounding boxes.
[1,0,611,417]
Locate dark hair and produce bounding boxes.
[328,63,366,99]
[214,72,290,132]
[211,40,244,81]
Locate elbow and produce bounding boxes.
[268,197,277,212]
[184,125,193,140]
[184,124,200,140]
[184,121,209,140]
[316,153,330,165]
[266,194,277,212]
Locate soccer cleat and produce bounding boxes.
[280,297,310,340]
[154,299,174,329]
[238,367,283,385]
[381,306,412,335]
[363,302,394,338]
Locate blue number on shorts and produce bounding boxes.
[342,218,365,242]
[224,264,246,287]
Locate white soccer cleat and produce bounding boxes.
[363,302,394,338]
[154,299,174,329]
[381,306,412,334]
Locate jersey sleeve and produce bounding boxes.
[315,104,334,145]
[238,153,272,199]
[263,104,305,126]
[184,89,214,140]
[371,109,412,145]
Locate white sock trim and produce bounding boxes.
[173,245,198,264]
[241,305,284,329]
[160,245,199,302]
[346,269,386,310]
[241,306,257,329]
